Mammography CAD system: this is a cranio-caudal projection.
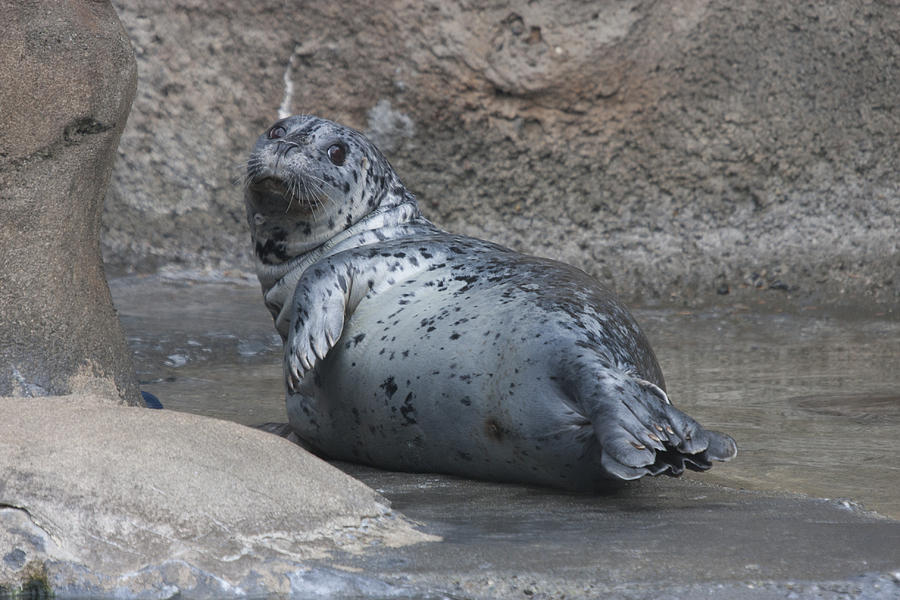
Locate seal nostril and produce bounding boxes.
[268,125,287,139]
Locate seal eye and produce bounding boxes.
[268,125,286,139]
[327,143,346,166]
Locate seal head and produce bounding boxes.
[244,114,413,266]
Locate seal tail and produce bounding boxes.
[587,373,737,481]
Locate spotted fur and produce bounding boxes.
[244,115,736,489]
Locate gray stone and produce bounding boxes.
[0,395,435,597]
[0,0,141,402]
[365,99,416,155]
[1,549,25,570]
[104,0,898,311]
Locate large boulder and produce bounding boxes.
[0,0,140,402]
[104,0,898,309]
[0,396,434,597]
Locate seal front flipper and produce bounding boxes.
[586,372,737,480]
[285,261,356,389]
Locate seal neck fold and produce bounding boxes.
[255,200,429,323]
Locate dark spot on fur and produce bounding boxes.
[486,417,505,442]
[453,274,479,293]
[380,376,398,399]
[255,239,290,263]
[400,392,416,425]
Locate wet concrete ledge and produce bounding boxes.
[2,455,899,598]
[304,463,900,600]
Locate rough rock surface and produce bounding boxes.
[0,395,435,597]
[104,0,898,309]
[0,0,141,402]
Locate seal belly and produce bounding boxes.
[289,272,608,488]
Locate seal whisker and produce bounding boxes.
[282,176,298,214]
[233,158,259,188]
[298,177,321,217]
[237,155,277,191]
[296,173,339,219]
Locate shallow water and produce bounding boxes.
[638,307,900,519]
[112,277,900,519]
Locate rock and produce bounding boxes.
[0,395,435,597]
[103,0,899,310]
[0,1,141,402]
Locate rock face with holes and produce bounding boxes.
[0,0,140,402]
[104,0,898,309]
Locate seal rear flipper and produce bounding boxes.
[255,421,318,452]
[589,373,737,481]
[256,422,294,437]
[648,428,737,476]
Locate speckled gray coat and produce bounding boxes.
[245,115,736,490]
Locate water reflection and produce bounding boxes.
[640,308,900,518]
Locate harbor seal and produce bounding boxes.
[244,115,737,489]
